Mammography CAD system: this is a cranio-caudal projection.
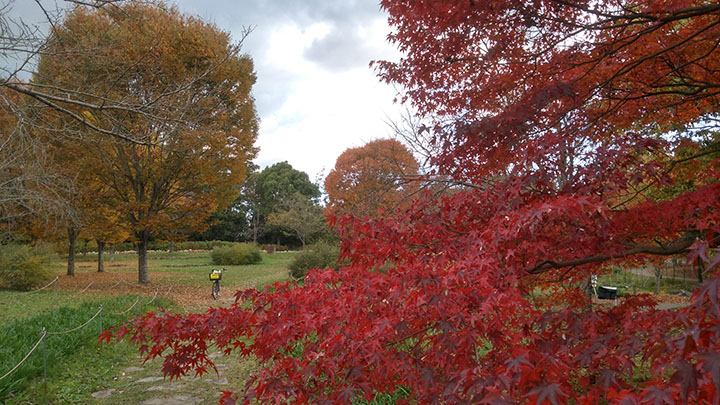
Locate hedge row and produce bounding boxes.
[78,240,236,253]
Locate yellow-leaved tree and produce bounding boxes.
[34,3,258,283]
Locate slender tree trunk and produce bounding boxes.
[169,240,175,253]
[136,230,150,284]
[97,240,105,272]
[697,260,704,283]
[109,244,115,262]
[581,276,593,311]
[252,214,258,243]
[82,239,88,255]
[67,227,78,276]
[654,265,661,295]
[672,257,676,280]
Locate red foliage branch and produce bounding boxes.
[102,0,720,402]
[102,178,720,402]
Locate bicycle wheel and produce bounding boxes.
[212,281,220,299]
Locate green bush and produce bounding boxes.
[0,244,55,291]
[288,242,340,280]
[210,243,262,265]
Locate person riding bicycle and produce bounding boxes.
[209,268,225,299]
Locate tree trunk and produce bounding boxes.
[109,244,115,262]
[672,257,676,280]
[67,227,78,276]
[252,214,258,243]
[136,230,150,284]
[654,265,661,295]
[697,260,704,283]
[581,276,593,311]
[169,240,175,253]
[97,240,105,272]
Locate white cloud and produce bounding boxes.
[170,1,404,181]
[5,0,405,182]
[256,60,402,180]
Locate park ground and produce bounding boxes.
[0,250,694,404]
[0,250,294,404]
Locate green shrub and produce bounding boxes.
[0,244,55,291]
[288,242,340,280]
[210,243,262,265]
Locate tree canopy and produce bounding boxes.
[266,192,326,248]
[325,139,419,217]
[254,161,321,217]
[35,3,258,283]
[195,162,321,247]
[109,0,720,402]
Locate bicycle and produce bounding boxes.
[209,268,225,299]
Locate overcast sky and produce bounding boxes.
[5,0,405,184]
[171,0,404,183]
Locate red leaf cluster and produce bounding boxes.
[108,0,720,402]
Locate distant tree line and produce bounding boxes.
[192,161,330,249]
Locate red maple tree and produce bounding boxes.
[104,0,720,403]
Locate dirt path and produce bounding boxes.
[88,295,254,404]
[52,268,258,404]
[89,351,256,404]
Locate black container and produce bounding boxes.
[597,286,617,300]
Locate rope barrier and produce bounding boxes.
[0,275,173,386]
[6,276,166,317]
[146,288,159,305]
[0,331,46,381]
[46,306,103,336]
[121,279,156,289]
[19,276,58,295]
[79,281,94,293]
[103,279,155,291]
[110,296,139,316]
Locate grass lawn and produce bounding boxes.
[597,266,700,296]
[52,250,294,308]
[0,290,109,325]
[0,249,294,403]
[70,250,293,287]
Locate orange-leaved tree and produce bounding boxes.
[325,138,419,217]
[34,3,258,283]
